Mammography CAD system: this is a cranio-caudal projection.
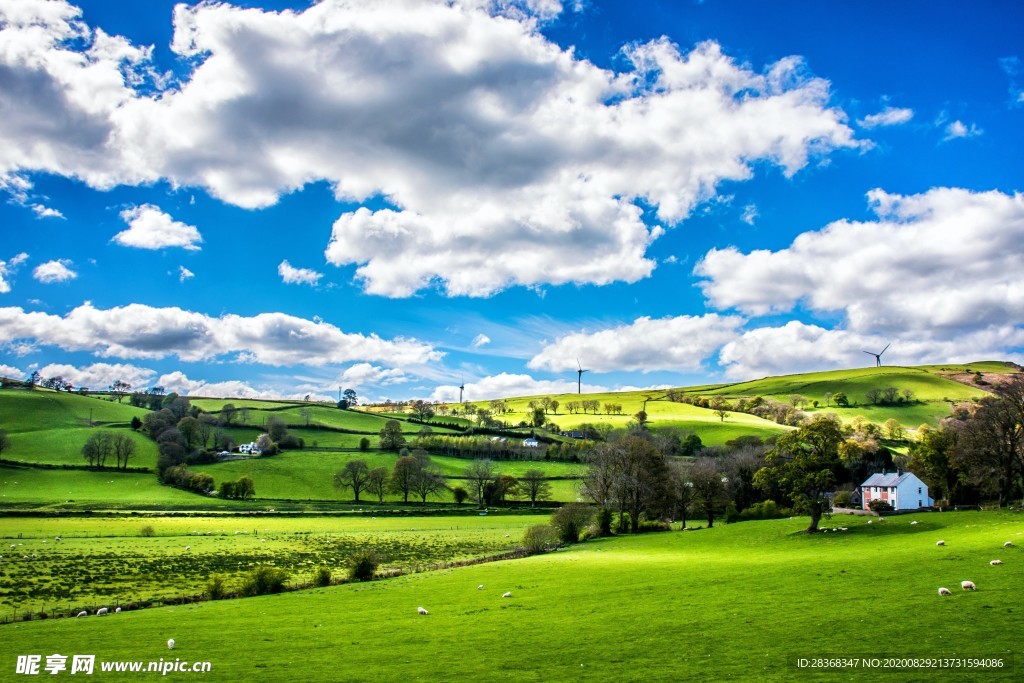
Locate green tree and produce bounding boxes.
[754,414,844,533]
[130,415,142,431]
[390,455,419,503]
[908,426,960,504]
[220,403,237,427]
[112,433,137,469]
[359,436,371,451]
[464,459,496,506]
[379,419,406,450]
[884,418,905,440]
[452,486,469,505]
[689,457,729,528]
[108,379,131,403]
[267,416,288,442]
[82,432,114,468]
[411,464,445,503]
[334,460,370,502]
[235,476,256,500]
[551,504,593,544]
[177,416,201,451]
[833,392,849,407]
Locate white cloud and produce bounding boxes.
[528,314,744,373]
[740,204,758,225]
[278,260,322,286]
[0,252,29,293]
[339,362,408,388]
[471,334,491,348]
[33,259,77,283]
[157,370,335,401]
[430,372,604,402]
[31,204,64,219]
[178,266,194,282]
[943,120,982,141]
[0,302,442,367]
[0,363,23,378]
[857,106,913,128]
[35,362,155,390]
[719,321,1024,380]
[0,1,859,298]
[113,205,202,251]
[696,188,1024,339]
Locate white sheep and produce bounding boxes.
[937,587,952,596]
[417,607,428,615]
[502,592,512,598]
[477,585,484,590]
[961,580,976,591]
[910,521,919,525]
[868,520,873,524]
[96,607,108,616]
[1004,541,1014,548]
[936,540,945,546]
[55,536,60,541]
[185,546,190,551]
[76,611,88,617]
[990,560,1003,566]
[168,639,175,650]
[115,607,122,613]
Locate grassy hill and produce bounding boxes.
[2,510,1019,681]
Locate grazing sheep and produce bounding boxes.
[938,587,952,596]
[990,560,1003,566]
[76,611,88,617]
[55,536,60,541]
[96,607,108,616]
[502,592,512,598]
[910,521,919,525]
[867,520,873,524]
[185,546,190,551]
[961,581,976,591]
[936,540,945,546]
[1004,541,1014,548]
[167,639,175,650]
[417,607,428,615]
[477,585,484,590]
[115,607,122,613]
[839,527,849,531]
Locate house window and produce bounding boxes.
[918,487,922,494]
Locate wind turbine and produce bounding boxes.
[458,377,465,404]
[863,343,890,367]
[576,358,588,395]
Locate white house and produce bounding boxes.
[522,438,539,448]
[860,471,933,510]
[238,442,263,456]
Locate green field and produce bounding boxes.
[0,515,544,613]
[2,511,1020,681]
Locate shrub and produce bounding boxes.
[551,503,594,544]
[522,525,559,555]
[452,486,469,505]
[348,550,379,582]
[207,575,227,600]
[139,525,155,537]
[313,566,332,587]
[832,490,854,507]
[358,437,370,451]
[868,499,894,512]
[636,519,672,533]
[239,566,289,597]
[595,507,613,536]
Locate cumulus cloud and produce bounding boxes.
[0,302,441,366]
[35,361,155,389]
[471,334,491,348]
[942,120,982,141]
[430,372,602,402]
[156,370,331,400]
[696,188,1024,339]
[33,259,77,283]
[0,252,29,293]
[339,362,408,387]
[528,314,744,373]
[719,321,1024,380]
[0,363,23,378]
[0,0,859,298]
[857,106,913,128]
[178,266,194,282]
[740,204,758,226]
[278,260,322,286]
[113,205,202,250]
[31,204,64,219]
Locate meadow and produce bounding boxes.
[0,515,545,617]
[1,510,1020,681]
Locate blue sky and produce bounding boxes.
[1,0,1022,403]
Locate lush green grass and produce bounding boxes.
[915,360,1020,374]
[4,427,159,468]
[2,511,1019,681]
[0,467,227,509]
[0,389,148,432]
[192,450,585,503]
[0,515,544,612]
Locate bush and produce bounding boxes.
[313,566,332,587]
[551,503,593,544]
[358,437,370,451]
[139,525,155,537]
[595,507,613,536]
[832,490,854,507]
[522,525,559,555]
[239,566,289,597]
[206,575,227,600]
[348,550,379,582]
[636,519,672,533]
[868,499,894,512]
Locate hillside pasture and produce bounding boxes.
[1,511,1019,681]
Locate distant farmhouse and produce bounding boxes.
[238,442,263,456]
[860,471,933,510]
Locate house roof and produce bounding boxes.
[861,472,918,487]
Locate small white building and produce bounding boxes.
[238,442,263,456]
[860,471,933,510]
[522,438,539,448]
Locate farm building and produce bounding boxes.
[522,438,539,448]
[860,471,933,510]
[238,442,263,456]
